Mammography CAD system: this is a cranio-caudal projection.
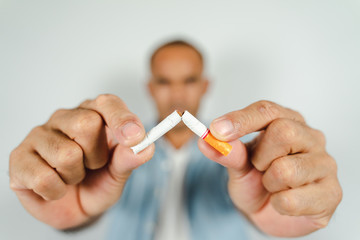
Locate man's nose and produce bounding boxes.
[170,84,186,101]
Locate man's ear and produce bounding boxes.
[202,78,210,96]
[147,79,154,98]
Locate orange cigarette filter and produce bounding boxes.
[182,111,232,156]
[202,129,232,156]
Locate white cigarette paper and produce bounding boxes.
[182,110,232,156]
[182,111,208,138]
[131,110,182,154]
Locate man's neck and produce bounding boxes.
[165,127,194,149]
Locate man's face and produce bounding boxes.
[148,46,209,126]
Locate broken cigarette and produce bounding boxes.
[182,111,232,156]
[131,110,182,154]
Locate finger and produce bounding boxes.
[25,126,85,185]
[251,118,326,171]
[210,100,305,141]
[197,138,250,175]
[270,176,342,218]
[48,108,109,169]
[108,143,156,180]
[79,142,156,216]
[79,94,145,147]
[9,148,67,200]
[198,138,269,214]
[262,152,337,193]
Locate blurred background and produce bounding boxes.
[1,0,359,239]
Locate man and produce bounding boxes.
[9,40,342,239]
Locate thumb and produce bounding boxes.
[109,143,155,180]
[198,138,249,175]
[198,138,269,215]
[79,144,155,217]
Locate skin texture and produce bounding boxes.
[9,45,342,236]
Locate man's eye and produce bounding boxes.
[156,79,170,85]
[185,77,197,84]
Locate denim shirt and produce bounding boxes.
[106,132,251,240]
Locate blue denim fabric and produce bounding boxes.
[106,133,251,240]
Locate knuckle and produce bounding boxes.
[80,99,92,106]
[318,152,338,176]
[331,181,343,206]
[28,125,48,140]
[9,147,29,189]
[9,149,23,190]
[50,108,67,120]
[72,110,103,135]
[274,192,298,215]
[292,110,305,122]
[68,172,86,185]
[270,119,298,143]
[256,100,280,120]
[9,147,22,164]
[334,189,343,206]
[94,94,119,107]
[269,158,294,186]
[29,125,43,135]
[56,143,83,169]
[313,129,326,146]
[284,107,306,123]
[326,155,338,174]
[33,171,58,194]
[9,147,28,175]
[336,186,343,205]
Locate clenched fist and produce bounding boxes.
[199,100,342,237]
[9,94,154,229]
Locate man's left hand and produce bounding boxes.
[198,100,342,237]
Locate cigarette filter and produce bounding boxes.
[131,110,182,154]
[182,111,232,156]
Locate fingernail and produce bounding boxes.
[212,118,234,137]
[121,122,142,140]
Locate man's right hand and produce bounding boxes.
[9,94,155,230]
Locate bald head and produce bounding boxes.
[150,40,204,71]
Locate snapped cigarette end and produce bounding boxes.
[131,110,182,154]
[131,110,232,156]
[176,110,184,116]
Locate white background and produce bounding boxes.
[1,0,359,239]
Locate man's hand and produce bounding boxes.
[9,94,154,230]
[198,100,342,237]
